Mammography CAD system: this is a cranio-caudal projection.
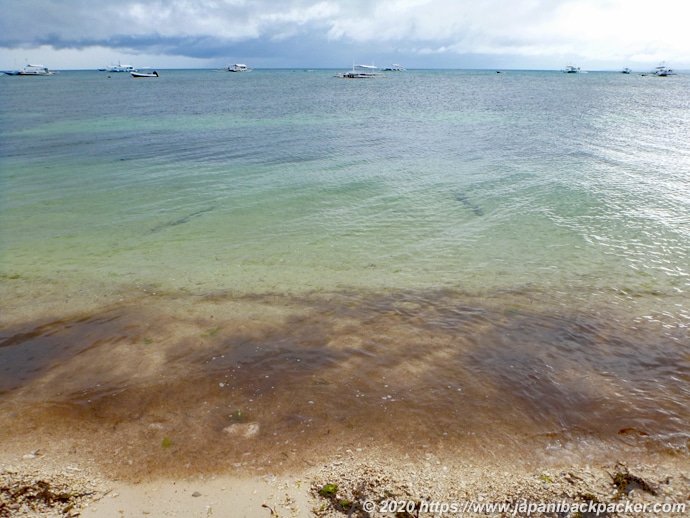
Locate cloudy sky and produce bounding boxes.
[1,0,688,71]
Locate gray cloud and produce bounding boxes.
[1,0,688,69]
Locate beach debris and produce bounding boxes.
[309,459,690,518]
[229,409,249,422]
[192,491,202,497]
[223,422,260,438]
[318,484,338,498]
[315,483,360,515]
[21,450,43,460]
[609,463,657,496]
[0,466,104,517]
[161,437,173,448]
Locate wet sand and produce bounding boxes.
[1,277,689,515]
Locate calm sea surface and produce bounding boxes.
[1,69,689,475]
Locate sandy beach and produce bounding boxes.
[2,441,689,517]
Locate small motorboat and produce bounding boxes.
[131,71,159,78]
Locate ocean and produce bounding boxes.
[1,68,689,477]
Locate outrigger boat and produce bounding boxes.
[336,63,381,79]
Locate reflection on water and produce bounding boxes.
[1,285,688,479]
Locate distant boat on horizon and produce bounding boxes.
[225,63,251,72]
[641,62,674,77]
[103,62,136,73]
[336,63,381,79]
[2,64,55,76]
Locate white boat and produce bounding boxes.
[621,67,632,74]
[336,63,381,79]
[3,64,55,76]
[383,64,406,71]
[563,65,581,73]
[226,63,251,72]
[641,63,674,77]
[653,63,673,76]
[131,71,159,78]
[105,62,136,73]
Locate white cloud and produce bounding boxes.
[1,0,689,69]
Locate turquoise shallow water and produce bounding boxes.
[1,70,689,293]
[1,69,689,474]
[2,70,689,302]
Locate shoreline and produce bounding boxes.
[2,446,689,517]
[2,280,689,515]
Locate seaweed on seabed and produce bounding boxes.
[149,207,215,233]
[608,463,657,497]
[453,192,484,216]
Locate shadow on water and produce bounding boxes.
[0,288,688,479]
[453,192,484,216]
[149,206,215,233]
